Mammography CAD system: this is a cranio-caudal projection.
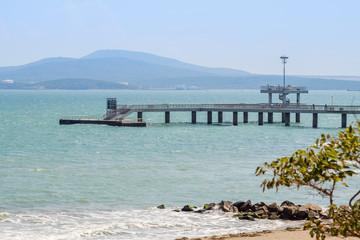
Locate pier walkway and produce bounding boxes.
[104,102,360,128]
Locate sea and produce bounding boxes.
[1,89,359,240]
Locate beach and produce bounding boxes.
[179,228,359,240]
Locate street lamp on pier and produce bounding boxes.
[280,55,288,89]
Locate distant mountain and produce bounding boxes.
[1,49,360,90]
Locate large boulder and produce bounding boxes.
[268,202,278,212]
[281,205,299,219]
[281,200,296,207]
[302,203,322,212]
[182,205,195,212]
[251,202,269,215]
[236,200,252,212]
[219,200,238,213]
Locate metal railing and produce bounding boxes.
[61,115,104,120]
[260,85,307,91]
[114,103,360,112]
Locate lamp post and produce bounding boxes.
[280,56,288,89]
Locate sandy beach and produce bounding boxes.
[177,228,359,240]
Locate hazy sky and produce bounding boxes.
[1,0,359,76]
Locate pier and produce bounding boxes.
[59,86,360,128]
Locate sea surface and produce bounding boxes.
[1,90,360,240]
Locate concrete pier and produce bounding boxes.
[285,112,290,126]
[268,112,273,123]
[342,114,347,128]
[313,113,318,128]
[165,111,170,123]
[207,111,212,124]
[192,111,196,124]
[61,95,360,128]
[258,112,263,125]
[244,112,248,123]
[233,112,238,125]
[218,111,223,123]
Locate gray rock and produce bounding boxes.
[282,205,298,217]
[182,205,194,212]
[220,200,238,213]
[268,202,278,212]
[281,200,296,207]
[157,204,165,209]
[238,200,252,211]
[302,203,322,212]
[233,200,245,209]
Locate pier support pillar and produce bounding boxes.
[233,112,238,125]
[165,111,170,123]
[137,112,143,122]
[285,112,290,126]
[191,111,196,124]
[258,112,263,125]
[243,112,248,123]
[282,113,286,123]
[268,112,273,123]
[297,93,300,106]
[218,112,223,123]
[313,113,318,128]
[296,113,300,123]
[207,111,212,124]
[342,114,347,128]
[268,93,272,104]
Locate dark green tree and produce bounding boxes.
[256,122,360,239]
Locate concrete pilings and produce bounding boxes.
[165,111,170,123]
[244,112,248,123]
[342,114,347,128]
[296,113,300,123]
[138,112,143,122]
[192,111,196,124]
[233,112,238,125]
[218,112,223,123]
[207,111,212,124]
[285,112,290,126]
[313,113,318,128]
[258,112,263,125]
[268,112,273,123]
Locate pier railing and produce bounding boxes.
[113,103,360,112]
[260,85,307,91]
[61,115,104,120]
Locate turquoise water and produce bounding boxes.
[0,90,359,239]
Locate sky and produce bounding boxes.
[0,0,359,76]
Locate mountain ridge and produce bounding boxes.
[1,49,360,90]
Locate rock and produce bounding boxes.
[302,203,322,212]
[182,205,194,212]
[220,200,238,213]
[203,203,216,210]
[295,206,308,219]
[338,205,351,213]
[308,210,320,219]
[281,200,296,207]
[157,204,165,209]
[268,202,278,212]
[283,206,297,216]
[233,200,245,209]
[238,212,255,221]
[237,200,252,211]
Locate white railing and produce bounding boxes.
[261,85,307,91]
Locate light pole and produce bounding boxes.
[280,56,288,89]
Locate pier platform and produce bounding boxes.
[59,118,146,127]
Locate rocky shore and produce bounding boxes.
[159,199,335,221]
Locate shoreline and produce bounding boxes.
[177,228,359,240]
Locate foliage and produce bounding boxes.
[255,122,360,239]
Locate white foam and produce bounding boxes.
[0,208,305,240]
